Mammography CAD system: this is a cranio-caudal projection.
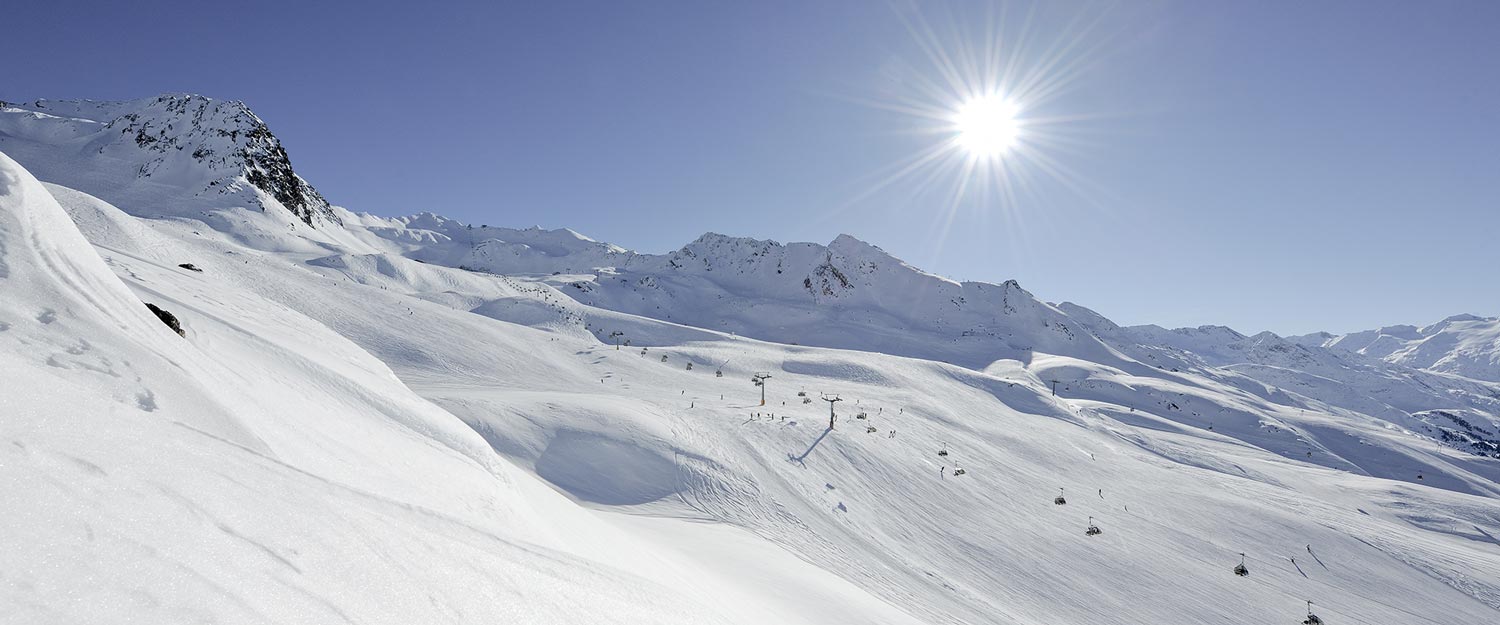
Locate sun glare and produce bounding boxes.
[829,2,1114,251]
[953,94,1021,157]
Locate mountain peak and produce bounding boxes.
[0,93,336,227]
[1439,313,1490,324]
[829,232,870,248]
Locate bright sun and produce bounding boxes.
[952,94,1022,157]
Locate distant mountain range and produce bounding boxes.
[4,93,1497,461]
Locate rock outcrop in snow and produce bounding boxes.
[0,94,336,226]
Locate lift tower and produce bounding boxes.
[751,372,772,406]
[822,394,843,429]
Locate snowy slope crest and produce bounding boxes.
[0,94,335,226]
[0,149,197,405]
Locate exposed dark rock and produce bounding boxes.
[177,263,202,272]
[97,94,338,227]
[144,302,185,337]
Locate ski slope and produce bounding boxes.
[4,94,1500,624]
[0,151,794,625]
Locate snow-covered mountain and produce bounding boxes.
[0,94,336,226]
[352,212,1123,369]
[1304,314,1500,383]
[5,94,1500,625]
[1060,303,1500,459]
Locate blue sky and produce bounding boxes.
[8,0,1498,334]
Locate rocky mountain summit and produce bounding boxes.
[0,93,335,225]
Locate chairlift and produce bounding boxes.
[1054,488,1067,505]
[1302,601,1323,625]
[953,468,966,476]
[938,442,949,458]
[856,412,868,420]
[797,391,807,397]
[1085,516,1102,536]
[866,426,878,434]
[715,370,723,378]
[661,355,669,362]
[1234,553,1249,577]
[802,397,812,404]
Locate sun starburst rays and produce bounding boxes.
[813,1,1122,262]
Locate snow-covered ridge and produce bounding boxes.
[1315,314,1500,383]
[0,93,335,225]
[1061,301,1500,458]
[358,215,1117,369]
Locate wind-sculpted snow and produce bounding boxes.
[0,151,741,625]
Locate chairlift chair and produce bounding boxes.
[1302,601,1323,625]
[866,426,878,434]
[1054,488,1066,505]
[716,370,723,377]
[938,443,949,457]
[1234,553,1249,577]
[952,467,966,476]
[797,391,807,397]
[856,412,867,420]
[1085,516,1101,536]
[661,355,668,362]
